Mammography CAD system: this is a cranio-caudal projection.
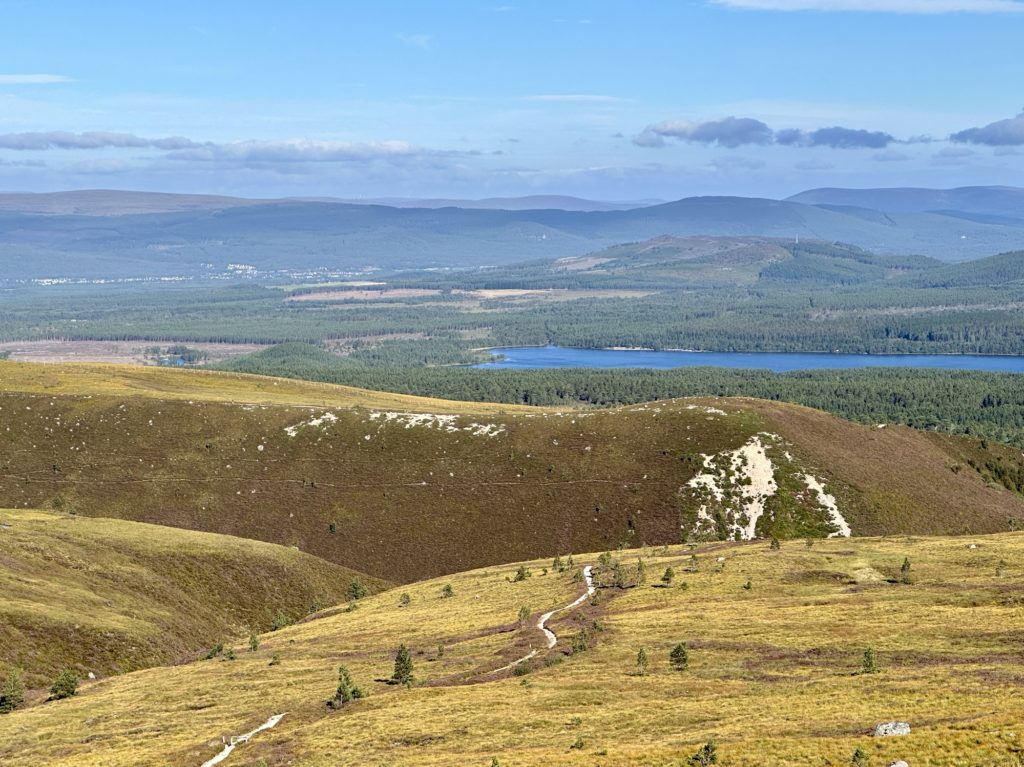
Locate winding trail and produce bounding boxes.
[494,565,595,673]
[200,713,285,767]
[197,566,594,763]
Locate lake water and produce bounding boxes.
[475,346,1024,373]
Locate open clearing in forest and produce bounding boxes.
[0,340,267,365]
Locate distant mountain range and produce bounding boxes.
[788,185,1024,223]
[306,194,662,212]
[2,187,1024,281]
[0,190,658,215]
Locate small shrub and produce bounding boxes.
[441,584,454,599]
[399,592,411,607]
[635,647,649,676]
[327,664,364,709]
[670,642,689,671]
[770,536,781,551]
[512,662,531,677]
[270,610,293,631]
[392,643,414,685]
[436,643,445,658]
[900,557,912,584]
[742,579,752,590]
[347,578,368,601]
[491,758,500,767]
[268,653,281,667]
[49,669,79,700]
[571,630,591,654]
[552,554,564,572]
[805,537,815,548]
[997,559,1008,577]
[688,740,718,766]
[860,647,880,675]
[661,566,675,586]
[328,521,337,534]
[518,606,531,625]
[513,565,531,582]
[598,551,612,567]
[0,668,25,713]
[569,736,585,750]
[222,648,236,661]
[851,746,870,767]
[636,559,647,585]
[248,632,260,652]
[204,642,224,660]
[612,562,628,589]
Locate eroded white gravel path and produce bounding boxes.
[493,565,595,673]
[200,713,285,767]
[198,566,596,763]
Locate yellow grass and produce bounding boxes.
[3,534,1023,766]
[0,508,385,685]
[0,360,536,414]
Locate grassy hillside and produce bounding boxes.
[3,362,1023,584]
[0,359,530,413]
[0,508,389,687]
[2,534,1022,765]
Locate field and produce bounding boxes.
[2,534,1022,766]
[0,359,531,413]
[0,340,267,365]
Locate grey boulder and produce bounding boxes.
[873,721,911,737]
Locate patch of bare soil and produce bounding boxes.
[287,288,441,302]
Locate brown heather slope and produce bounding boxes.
[0,508,389,687]
[1,361,1023,584]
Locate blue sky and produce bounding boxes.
[1,0,1022,200]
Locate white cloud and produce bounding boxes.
[0,74,72,84]
[932,146,977,165]
[710,0,1023,11]
[872,149,910,162]
[525,94,626,104]
[0,131,202,150]
[951,111,1024,145]
[794,159,835,170]
[645,117,774,148]
[165,139,453,165]
[396,33,432,49]
[709,155,767,171]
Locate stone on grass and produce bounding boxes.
[873,721,911,737]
